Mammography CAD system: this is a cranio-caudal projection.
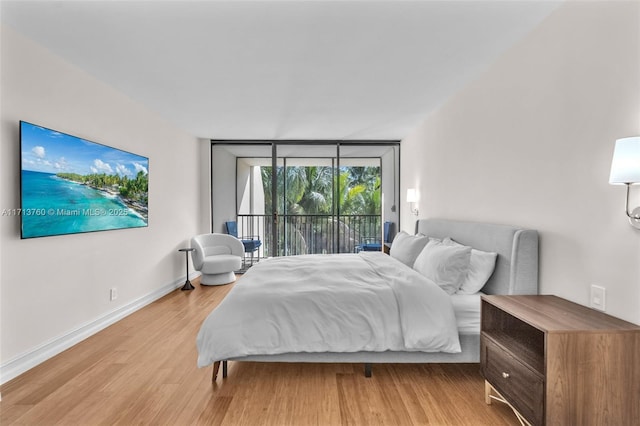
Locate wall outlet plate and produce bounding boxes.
[110,288,118,301]
[590,285,606,311]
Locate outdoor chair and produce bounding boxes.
[357,221,394,252]
[225,221,262,267]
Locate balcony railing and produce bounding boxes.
[236,214,383,258]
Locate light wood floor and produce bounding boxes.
[1,276,518,425]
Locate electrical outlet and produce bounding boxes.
[590,285,606,311]
[110,288,118,301]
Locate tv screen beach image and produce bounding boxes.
[20,121,148,238]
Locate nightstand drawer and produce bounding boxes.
[482,337,544,425]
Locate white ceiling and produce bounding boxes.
[1,0,562,141]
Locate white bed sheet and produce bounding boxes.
[196,252,461,368]
[451,292,483,334]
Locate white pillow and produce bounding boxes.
[413,239,471,295]
[443,238,498,294]
[389,231,429,267]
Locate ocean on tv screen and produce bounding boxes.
[21,170,147,238]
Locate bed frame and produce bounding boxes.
[212,218,539,380]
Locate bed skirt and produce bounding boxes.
[227,332,480,364]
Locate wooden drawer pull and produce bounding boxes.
[502,372,510,379]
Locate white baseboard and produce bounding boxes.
[0,272,200,385]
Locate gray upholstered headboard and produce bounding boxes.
[415,218,539,295]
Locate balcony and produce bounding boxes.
[236,214,384,261]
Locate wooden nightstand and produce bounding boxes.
[480,295,640,426]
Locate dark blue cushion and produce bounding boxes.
[241,239,262,252]
[360,243,382,252]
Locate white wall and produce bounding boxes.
[211,145,238,233]
[237,158,252,215]
[401,1,640,324]
[381,146,399,238]
[198,138,213,233]
[0,26,206,382]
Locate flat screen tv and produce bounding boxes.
[20,121,149,239]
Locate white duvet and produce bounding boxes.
[196,252,461,367]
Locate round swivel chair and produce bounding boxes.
[190,233,243,285]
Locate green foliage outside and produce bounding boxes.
[260,166,380,215]
[259,165,381,255]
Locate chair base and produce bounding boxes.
[200,271,236,286]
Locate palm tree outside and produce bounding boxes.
[260,165,381,255]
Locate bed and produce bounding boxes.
[196,218,539,379]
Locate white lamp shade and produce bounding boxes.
[406,188,418,203]
[609,137,640,184]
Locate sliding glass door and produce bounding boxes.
[274,144,339,255]
[211,141,399,261]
